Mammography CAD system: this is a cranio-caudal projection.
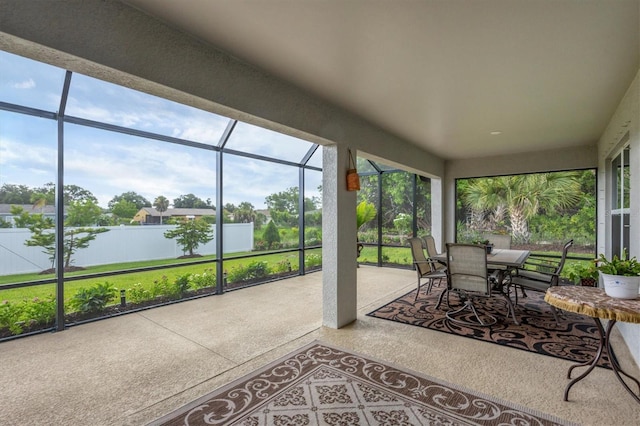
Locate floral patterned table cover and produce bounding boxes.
[545,286,640,324]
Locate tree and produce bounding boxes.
[356,201,377,230]
[357,172,431,232]
[153,195,170,224]
[164,217,214,257]
[265,187,317,227]
[0,184,33,204]
[111,200,139,219]
[17,201,109,270]
[0,183,97,206]
[62,184,98,204]
[233,201,257,223]
[262,220,281,250]
[10,205,46,228]
[108,191,151,210]
[173,193,211,208]
[65,200,103,226]
[461,172,582,243]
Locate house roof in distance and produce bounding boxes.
[137,207,216,217]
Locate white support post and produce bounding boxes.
[322,144,358,328]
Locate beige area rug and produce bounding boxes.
[150,341,576,426]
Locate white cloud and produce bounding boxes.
[12,78,35,89]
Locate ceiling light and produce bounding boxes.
[490,131,502,135]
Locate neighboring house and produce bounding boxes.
[133,207,216,224]
[0,204,68,227]
[255,209,272,223]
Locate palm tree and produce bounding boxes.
[154,195,169,224]
[462,173,582,243]
[234,201,257,223]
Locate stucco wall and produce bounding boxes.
[597,69,640,366]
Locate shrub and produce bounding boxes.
[263,221,281,249]
[273,259,293,274]
[304,228,322,246]
[245,261,270,279]
[305,253,322,268]
[151,275,173,298]
[190,268,216,289]
[254,239,267,251]
[23,295,56,327]
[174,273,192,296]
[0,300,24,334]
[0,295,57,335]
[69,282,116,314]
[227,261,271,283]
[128,282,153,304]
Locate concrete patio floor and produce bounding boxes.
[1,266,638,425]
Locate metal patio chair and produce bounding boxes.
[409,237,447,302]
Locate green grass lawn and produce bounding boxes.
[1,244,592,307]
[0,249,320,305]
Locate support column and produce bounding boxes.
[431,177,444,250]
[322,144,358,328]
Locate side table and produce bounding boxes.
[545,286,640,404]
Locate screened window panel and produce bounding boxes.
[225,122,316,163]
[357,174,379,245]
[416,176,432,238]
[304,169,322,247]
[380,172,413,246]
[66,73,230,146]
[0,51,66,111]
[0,111,57,280]
[356,158,377,174]
[223,153,299,252]
[305,145,323,168]
[64,123,217,212]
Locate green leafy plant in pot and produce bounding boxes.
[472,239,493,254]
[596,249,640,299]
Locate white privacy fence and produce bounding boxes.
[0,223,254,275]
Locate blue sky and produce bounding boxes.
[0,50,322,209]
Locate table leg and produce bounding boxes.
[492,269,519,325]
[604,320,640,403]
[564,318,605,401]
[564,319,640,404]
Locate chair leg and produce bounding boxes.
[414,277,422,302]
[500,292,519,325]
[550,305,561,325]
[435,288,448,309]
[445,299,497,327]
[426,277,438,294]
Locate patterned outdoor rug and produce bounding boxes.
[367,287,612,369]
[150,341,575,426]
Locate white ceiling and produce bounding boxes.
[122,0,639,160]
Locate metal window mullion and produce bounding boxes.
[412,174,418,237]
[377,171,383,267]
[0,101,57,119]
[301,144,318,166]
[299,167,305,275]
[54,71,72,332]
[215,151,224,294]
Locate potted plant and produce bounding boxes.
[472,239,493,254]
[566,261,599,287]
[596,249,640,299]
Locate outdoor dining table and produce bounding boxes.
[432,248,530,270]
[433,247,530,324]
